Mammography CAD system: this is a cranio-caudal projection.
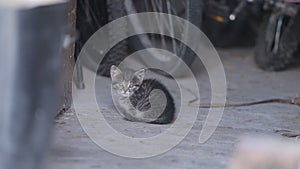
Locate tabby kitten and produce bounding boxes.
[110,65,175,124]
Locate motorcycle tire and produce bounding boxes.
[254,10,300,71]
[124,0,203,77]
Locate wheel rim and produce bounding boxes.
[265,12,290,55]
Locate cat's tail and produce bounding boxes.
[136,89,167,123]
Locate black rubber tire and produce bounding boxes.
[79,0,129,77]
[96,0,128,77]
[80,0,202,77]
[254,10,300,71]
[75,0,108,68]
[125,0,203,77]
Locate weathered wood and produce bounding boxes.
[59,0,76,114]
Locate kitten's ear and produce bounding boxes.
[110,65,122,80]
[132,69,145,85]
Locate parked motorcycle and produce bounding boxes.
[202,0,263,47]
[202,0,300,71]
[254,0,300,71]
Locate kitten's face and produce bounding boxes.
[110,65,145,97]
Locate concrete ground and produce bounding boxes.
[46,48,300,169]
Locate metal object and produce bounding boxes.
[75,61,85,89]
[273,14,284,53]
[229,0,249,21]
[0,1,68,169]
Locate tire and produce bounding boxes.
[75,0,108,70]
[124,0,203,77]
[79,0,129,77]
[97,0,129,77]
[254,9,300,71]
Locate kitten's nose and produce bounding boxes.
[123,88,129,94]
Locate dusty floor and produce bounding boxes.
[46,48,300,169]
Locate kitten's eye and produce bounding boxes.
[113,83,123,89]
[118,83,124,88]
[129,84,136,89]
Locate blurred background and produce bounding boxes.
[0,0,299,169]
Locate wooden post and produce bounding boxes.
[59,0,76,114]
